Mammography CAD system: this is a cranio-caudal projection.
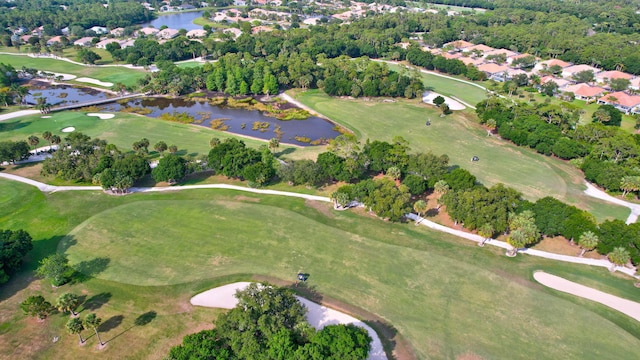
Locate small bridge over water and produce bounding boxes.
[51,93,145,112]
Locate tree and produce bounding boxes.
[441,104,452,115]
[572,70,594,83]
[268,138,280,153]
[608,247,630,270]
[386,166,401,180]
[592,104,622,126]
[152,153,186,183]
[76,48,102,65]
[540,81,559,97]
[42,131,52,147]
[35,253,73,287]
[432,95,445,107]
[477,223,494,247]
[620,176,640,197]
[168,144,178,154]
[609,78,630,92]
[433,179,449,209]
[413,200,428,218]
[56,293,81,316]
[0,229,33,285]
[66,317,86,344]
[84,313,103,346]
[27,135,39,150]
[154,141,168,155]
[20,295,55,320]
[506,211,539,256]
[578,231,599,257]
[210,137,220,148]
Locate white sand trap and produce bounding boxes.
[76,77,113,87]
[41,116,51,118]
[191,282,386,360]
[422,91,465,110]
[534,271,640,321]
[39,71,76,81]
[87,113,115,119]
[61,127,75,133]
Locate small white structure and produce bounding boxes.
[89,26,108,34]
[73,37,94,47]
[95,38,121,49]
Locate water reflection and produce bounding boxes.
[25,83,109,106]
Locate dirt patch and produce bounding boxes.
[305,199,334,218]
[532,236,603,259]
[456,352,485,360]
[233,195,260,203]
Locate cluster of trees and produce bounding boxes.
[107,37,205,67]
[0,140,31,163]
[476,98,640,193]
[40,132,149,191]
[0,229,32,286]
[208,138,276,187]
[168,283,371,359]
[406,45,486,81]
[0,0,154,30]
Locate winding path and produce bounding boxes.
[534,271,640,321]
[583,181,640,224]
[1,172,637,278]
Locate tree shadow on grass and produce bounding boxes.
[365,320,400,360]
[288,282,323,304]
[83,292,112,312]
[105,311,157,344]
[72,257,110,283]
[134,311,157,326]
[276,147,295,157]
[99,315,124,332]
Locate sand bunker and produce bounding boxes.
[422,91,465,110]
[87,113,115,119]
[191,282,386,360]
[39,71,76,81]
[61,127,75,133]
[76,77,114,87]
[41,116,51,119]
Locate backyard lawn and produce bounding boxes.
[1,179,639,359]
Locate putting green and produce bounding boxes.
[62,196,640,359]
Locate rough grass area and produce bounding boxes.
[292,90,630,222]
[1,179,638,359]
[0,54,145,87]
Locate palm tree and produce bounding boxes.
[42,131,52,147]
[209,137,220,148]
[56,293,81,316]
[506,211,539,257]
[50,134,61,148]
[433,180,449,209]
[154,141,168,155]
[268,137,280,154]
[577,231,599,257]
[386,166,401,180]
[27,135,39,151]
[608,247,630,271]
[84,313,103,346]
[413,200,428,224]
[66,317,85,344]
[168,145,178,154]
[477,223,494,247]
[620,176,640,197]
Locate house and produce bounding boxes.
[251,26,273,34]
[594,70,634,84]
[73,37,94,47]
[186,29,207,38]
[443,40,473,50]
[233,0,246,5]
[137,27,159,36]
[598,91,640,114]
[222,28,243,39]
[31,26,44,36]
[458,56,484,66]
[157,28,179,39]
[95,38,121,49]
[561,64,600,80]
[507,53,534,65]
[61,27,69,35]
[441,52,462,60]
[120,39,135,48]
[533,59,571,74]
[539,75,571,88]
[89,26,108,35]
[303,17,322,26]
[477,63,509,81]
[562,84,605,101]
[483,48,518,61]
[20,35,32,43]
[46,36,63,46]
[504,68,528,80]
[110,27,125,37]
[630,78,640,91]
[464,44,494,54]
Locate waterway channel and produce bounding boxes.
[142,11,205,31]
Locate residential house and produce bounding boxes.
[137,27,159,37]
[504,68,528,80]
[120,39,135,49]
[561,64,600,80]
[222,28,243,39]
[562,84,605,101]
[539,75,571,88]
[458,56,484,67]
[89,26,108,35]
[73,37,94,47]
[61,27,69,35]
[483,48,518,61]
[533,59,571,74]
[31,26,44,36]
[157,28,179,39]
[598,91,640,114]
[443,40,473,51]
[464,44,494,55]
[46,36,63,46]
[630,78,640,91]
[507,53,534,66]
[441,52,462,60]
[95,38,121,49]
[186,29,207,38]
[251,26,273,34]
[20,35,32,43]
[477,63,509,81]
[594,70,634,84]
[110,28,125,37]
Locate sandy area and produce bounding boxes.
[76,77,113,87]
[190,282,386,360]
[422,91,465,110]
[38,71,76,81]
[534,271,640,321]
[87,113,115,119]
[0,110,40,121]
[41,116,51,118]
[61,127,75,133]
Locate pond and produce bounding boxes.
[142,11,204,31]
[24,82,110,106]
[102,97,342,147]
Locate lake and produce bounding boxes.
[142,11,205,31]
[102,97,342,147]
[25,82,110,106]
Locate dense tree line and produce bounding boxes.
[0,0,154,30]
[0,140,30,163]
[109,37,205,67]
[0,229,32,286]
[476,98,640,193]
[168,283,371,360]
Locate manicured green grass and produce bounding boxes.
[0,54,145,87]
[0,111,308,158]
[292,90,630,222]
[0,180,634,359]
[386,63,489,106]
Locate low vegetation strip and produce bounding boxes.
[534,271,640,321]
